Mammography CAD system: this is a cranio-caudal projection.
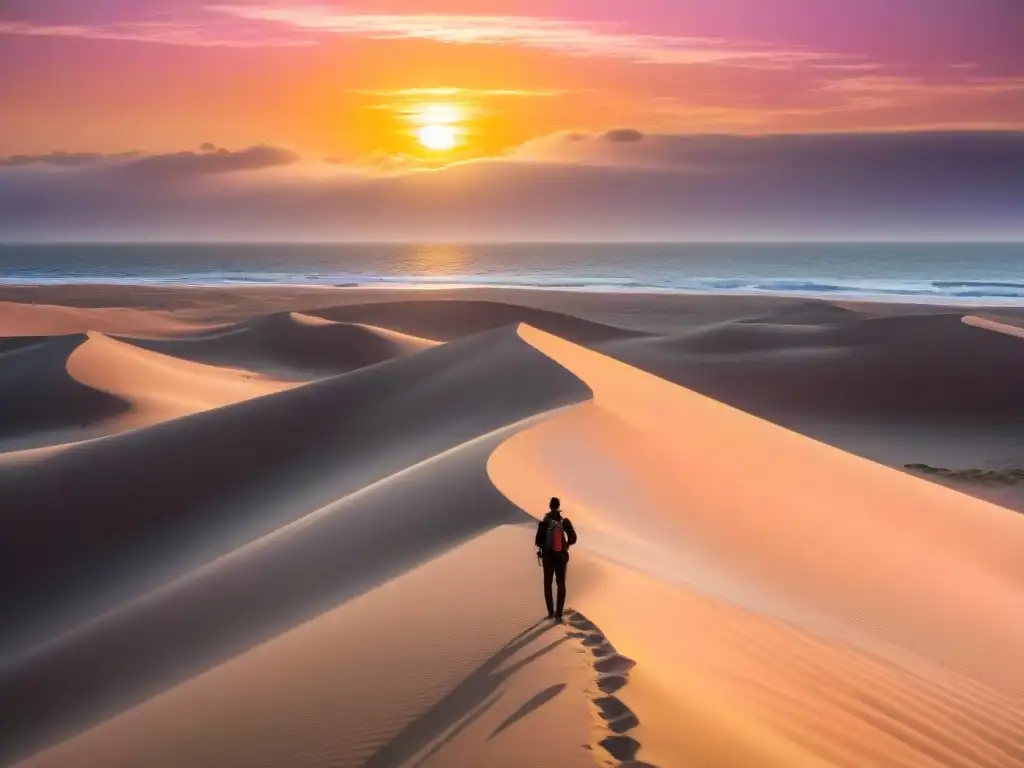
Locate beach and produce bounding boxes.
[2,284,1023,768]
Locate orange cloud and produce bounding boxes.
[0,19,311,47]
[210,5,861,68]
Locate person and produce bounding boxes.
[535,497,577,622]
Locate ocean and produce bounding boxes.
[1,242,1023,304]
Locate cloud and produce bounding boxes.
[0,151,140,167]
[602,128,646,143]
[0,19,312,47]
[0,145,300,178]
[209,5,861,69]
[822,75,1024,109]
[113,145,300,179]
[512,129,1024,180]
[642,73,1024,133]
[1,132,1021,241]
[346,87,568,99]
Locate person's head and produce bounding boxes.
[549,497,561,512]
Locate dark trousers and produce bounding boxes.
[542,556,567,617]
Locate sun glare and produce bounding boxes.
[417,123,459,151]
[409,101,464,153]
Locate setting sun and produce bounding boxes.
[417,123,458,151]
[408,101,465,152]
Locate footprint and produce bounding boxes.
[594,654,636,675]
[590,641,617,658]
[566,614,599,632]
[562,612,660,767]
[600,735,641,762]
[597,674,628,694]
[595,696,641,733]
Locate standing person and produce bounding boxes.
[535,497,578,623]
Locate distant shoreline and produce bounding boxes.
[2,240,1022,304]
[3,278,1024,307]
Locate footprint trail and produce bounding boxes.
[564,610,660,768]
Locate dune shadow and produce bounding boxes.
[486,683,567,741]
[408,692,505,768]
[362,624,567,768]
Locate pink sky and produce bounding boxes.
[1,0,1022,157]
[1,1,1021,240]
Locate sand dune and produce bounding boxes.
[5,288,1024,768]
[0,331,291,451]
[1,321,590,766]
[311,298,646,343]
[0,334,130,444]
[740,301,868,325]
[0,415,575,765]
[964,313,1024,340]
[0,300,214,337]
[0,325,588,661]
[122,311,438,379]
[489,324,1024,766]
[602,312,1024,420]
[14,526,599,768]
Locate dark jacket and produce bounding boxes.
[536,511,577,559]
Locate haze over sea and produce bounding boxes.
[2,242,1023,304]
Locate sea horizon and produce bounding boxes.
[2,240,1023,305]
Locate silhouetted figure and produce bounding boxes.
[535,497,577,622]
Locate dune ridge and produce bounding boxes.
[5,290,1024,768]
[0,300,214,338]
[601,312,1024,420]
[0,334,130,444]
[0,410,574,765]
[0,323,592,765]
[311,298,647,343]
[0,330,292,451]
[14,523,607,768]
[0,325,589,658]
[487,323,1024,766]
[121,311,439,378]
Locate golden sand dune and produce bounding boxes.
[963,313,1024,340]
[0,334,129,443]
[3,289,1024,768]
[15,527,600,768]
[0,331,290,451]
[0,327,590,766]
[489,324,1024,766]
[0,300,214,337]
[122,312,439,379]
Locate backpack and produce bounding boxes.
[544,518,566,555]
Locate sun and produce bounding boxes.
[417,123,459,152]
[407,102,465,152]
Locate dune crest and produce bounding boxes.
[963,314,1024,340]
[0,301,216,338]
[121,311,439,378]
[0,331,291,451]
[487,323,1024,766]
[311,299,645,343]
[67,331,291,416]
[6,288,1024,768]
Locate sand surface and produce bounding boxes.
[2,285,1023,767]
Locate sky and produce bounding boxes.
[0,0,1022,240]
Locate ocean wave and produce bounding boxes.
[2,273,1024,303]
